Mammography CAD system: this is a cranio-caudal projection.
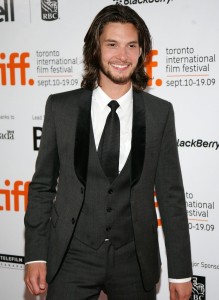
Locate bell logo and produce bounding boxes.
[0,0,15,22]
[0,180,30,212]
[0,52,34,86]
[145,50,162,87]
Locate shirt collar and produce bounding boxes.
[92,86,133,112]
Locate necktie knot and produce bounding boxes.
[108,100,119,112]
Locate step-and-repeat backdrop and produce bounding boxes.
[0,0,218,299]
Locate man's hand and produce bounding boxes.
[24,262,48,295]
[169,281,192,300]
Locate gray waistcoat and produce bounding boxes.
[74,127,134,249]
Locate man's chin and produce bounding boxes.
[108,74,131,85]
[100,68,132,85]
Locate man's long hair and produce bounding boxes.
[81,5,152,92]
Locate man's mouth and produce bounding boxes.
[111,63,130,71]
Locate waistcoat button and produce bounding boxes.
[108,189,113,194]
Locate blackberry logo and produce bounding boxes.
[177,139,219,151]
[190,276,205,300]
[41,0,58,21]
[113,0,173,4]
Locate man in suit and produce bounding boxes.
[24,4,192,300]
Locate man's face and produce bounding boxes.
[99,22,142,86]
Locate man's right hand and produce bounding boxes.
[24,262,48,295]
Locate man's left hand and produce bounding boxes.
[169,281,192,300]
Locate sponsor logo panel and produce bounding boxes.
[0,0,15,22]
[0,254,24,270]
[0,50,81,87]
[113,0,173,5]
[0,130,14,140]
[178,139,219,151]
[41,0,58,21]
[190,275,206,300]
[0,179,30,212]
[0,52,34,86]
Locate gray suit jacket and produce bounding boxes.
[24,88,192,290]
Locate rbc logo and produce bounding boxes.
[0,52,34,86]
[191,276,206,300]
[41,0,58,21]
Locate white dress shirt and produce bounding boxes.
[91,86,133,172]
[27,86,191,283]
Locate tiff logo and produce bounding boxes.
[0,0,14,22]
[0,180,30,212]
[145,50,162,87]
[41,0,58,21]
[0,52,34,86]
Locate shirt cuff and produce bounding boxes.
[169,277,191,283]
[25,260,47,265]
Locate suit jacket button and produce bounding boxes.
[80,187,84,194]
[72,218,75,224]
[108,189,113,194]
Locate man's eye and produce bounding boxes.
[107,43,116,47]
[129,44,136,48]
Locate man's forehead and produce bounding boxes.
[100,22,139,38]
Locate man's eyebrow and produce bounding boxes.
[103,39,139,43]
[104,39,118,42]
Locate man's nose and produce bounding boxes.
[117,47,128,60]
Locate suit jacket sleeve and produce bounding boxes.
[24,95,60,263]
[155,103,192,279]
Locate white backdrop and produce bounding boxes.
[0,0,218,299]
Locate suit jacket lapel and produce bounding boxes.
[74,89,92,186]
[74,88,146,187]
[131,91,146,187]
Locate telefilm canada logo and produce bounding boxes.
[0,0,15,22]
[0,130,14,140]
[113,0,173,5]
[0,254,24,270]
[190,276,206,300]
[41,0,58,21]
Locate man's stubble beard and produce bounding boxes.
[99,62,136,85]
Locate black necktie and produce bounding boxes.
[98,100,120,183]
